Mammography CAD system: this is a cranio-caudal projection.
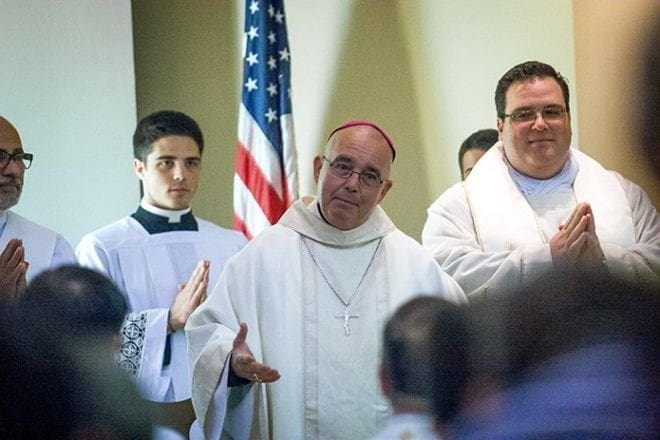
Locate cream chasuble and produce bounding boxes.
[187,197,465,440]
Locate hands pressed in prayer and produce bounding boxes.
[168,259,209,333]
[0,239,27,298]
[578,203,606,269]
[550,202,604,269]
[231,322,280,383]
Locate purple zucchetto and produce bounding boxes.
[327,120,396,162]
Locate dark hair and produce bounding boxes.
[0,301,154,439]
[384,296,468,424]
[495,61,570,118]
[456,271,659,437]
[133,110,204,162]
[428,300,470,424]
[19,265,127,336]
[458,128,498,172]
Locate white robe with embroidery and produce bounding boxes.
[422,144,660,297]
[186,197,465,440]
[76,216,247,402]
[0,210,76,281]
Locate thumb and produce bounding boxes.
[233,322,248,349]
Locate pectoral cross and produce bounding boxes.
[335,307,359,336]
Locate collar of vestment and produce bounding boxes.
[278,196,395,247]
[131,201,198,234]
[506,148,579,196]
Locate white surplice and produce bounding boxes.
[76,214,247,402]
[422,143,660,297]
[0,210,76,281]
[186,197,465,440]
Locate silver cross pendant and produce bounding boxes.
[335,307,359,336]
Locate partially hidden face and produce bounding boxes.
[134,135,201,210]
[461,148,487,180]
[497,76,572,179]
[0,118,25,210]
[314,125,393,230]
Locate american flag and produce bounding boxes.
[233,0,298,239]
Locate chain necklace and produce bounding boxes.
[302,236,382,336]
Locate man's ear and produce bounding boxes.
[377,179,393,204]
[133,158,145,180]
[496,118,504,137]
[313,155,323,184]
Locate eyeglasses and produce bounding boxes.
[322,156,385,188]
[0,149,33,169]
[503,105,567,123]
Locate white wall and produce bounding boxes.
[286,0,576,198]
[0,0,136,247]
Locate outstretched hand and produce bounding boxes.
[168,260,210,333]
[231,322,280,383]
[0,239,27,299]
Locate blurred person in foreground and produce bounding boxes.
[443,270,659,439]
[18,265,127,350]
[374,296,468,440]
[4,267,154,438]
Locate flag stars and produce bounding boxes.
[279,47,290,62]
[246,52,259,66]
[265,107,278,122]
[249,0,259,14]
[268,4,275,17]
[247,26,259,40]
[267,82,278,97]
[244,77,258,92]
[267,56,277,70]
[267,31,276,44]
[275,10,284,23]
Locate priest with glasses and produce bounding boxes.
[0,116,75,298]
[423,61,660,297]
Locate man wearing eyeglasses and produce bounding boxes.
[186,120,465,440]
[0,116,76,298]
[423,61,659,297]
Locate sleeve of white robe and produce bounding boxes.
[422,184,553,297]
[602,175,660,283]
[76,234,170,400]
[186,264,256,440]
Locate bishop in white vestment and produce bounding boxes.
[422,61,659,297]
[186,121,465,439]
